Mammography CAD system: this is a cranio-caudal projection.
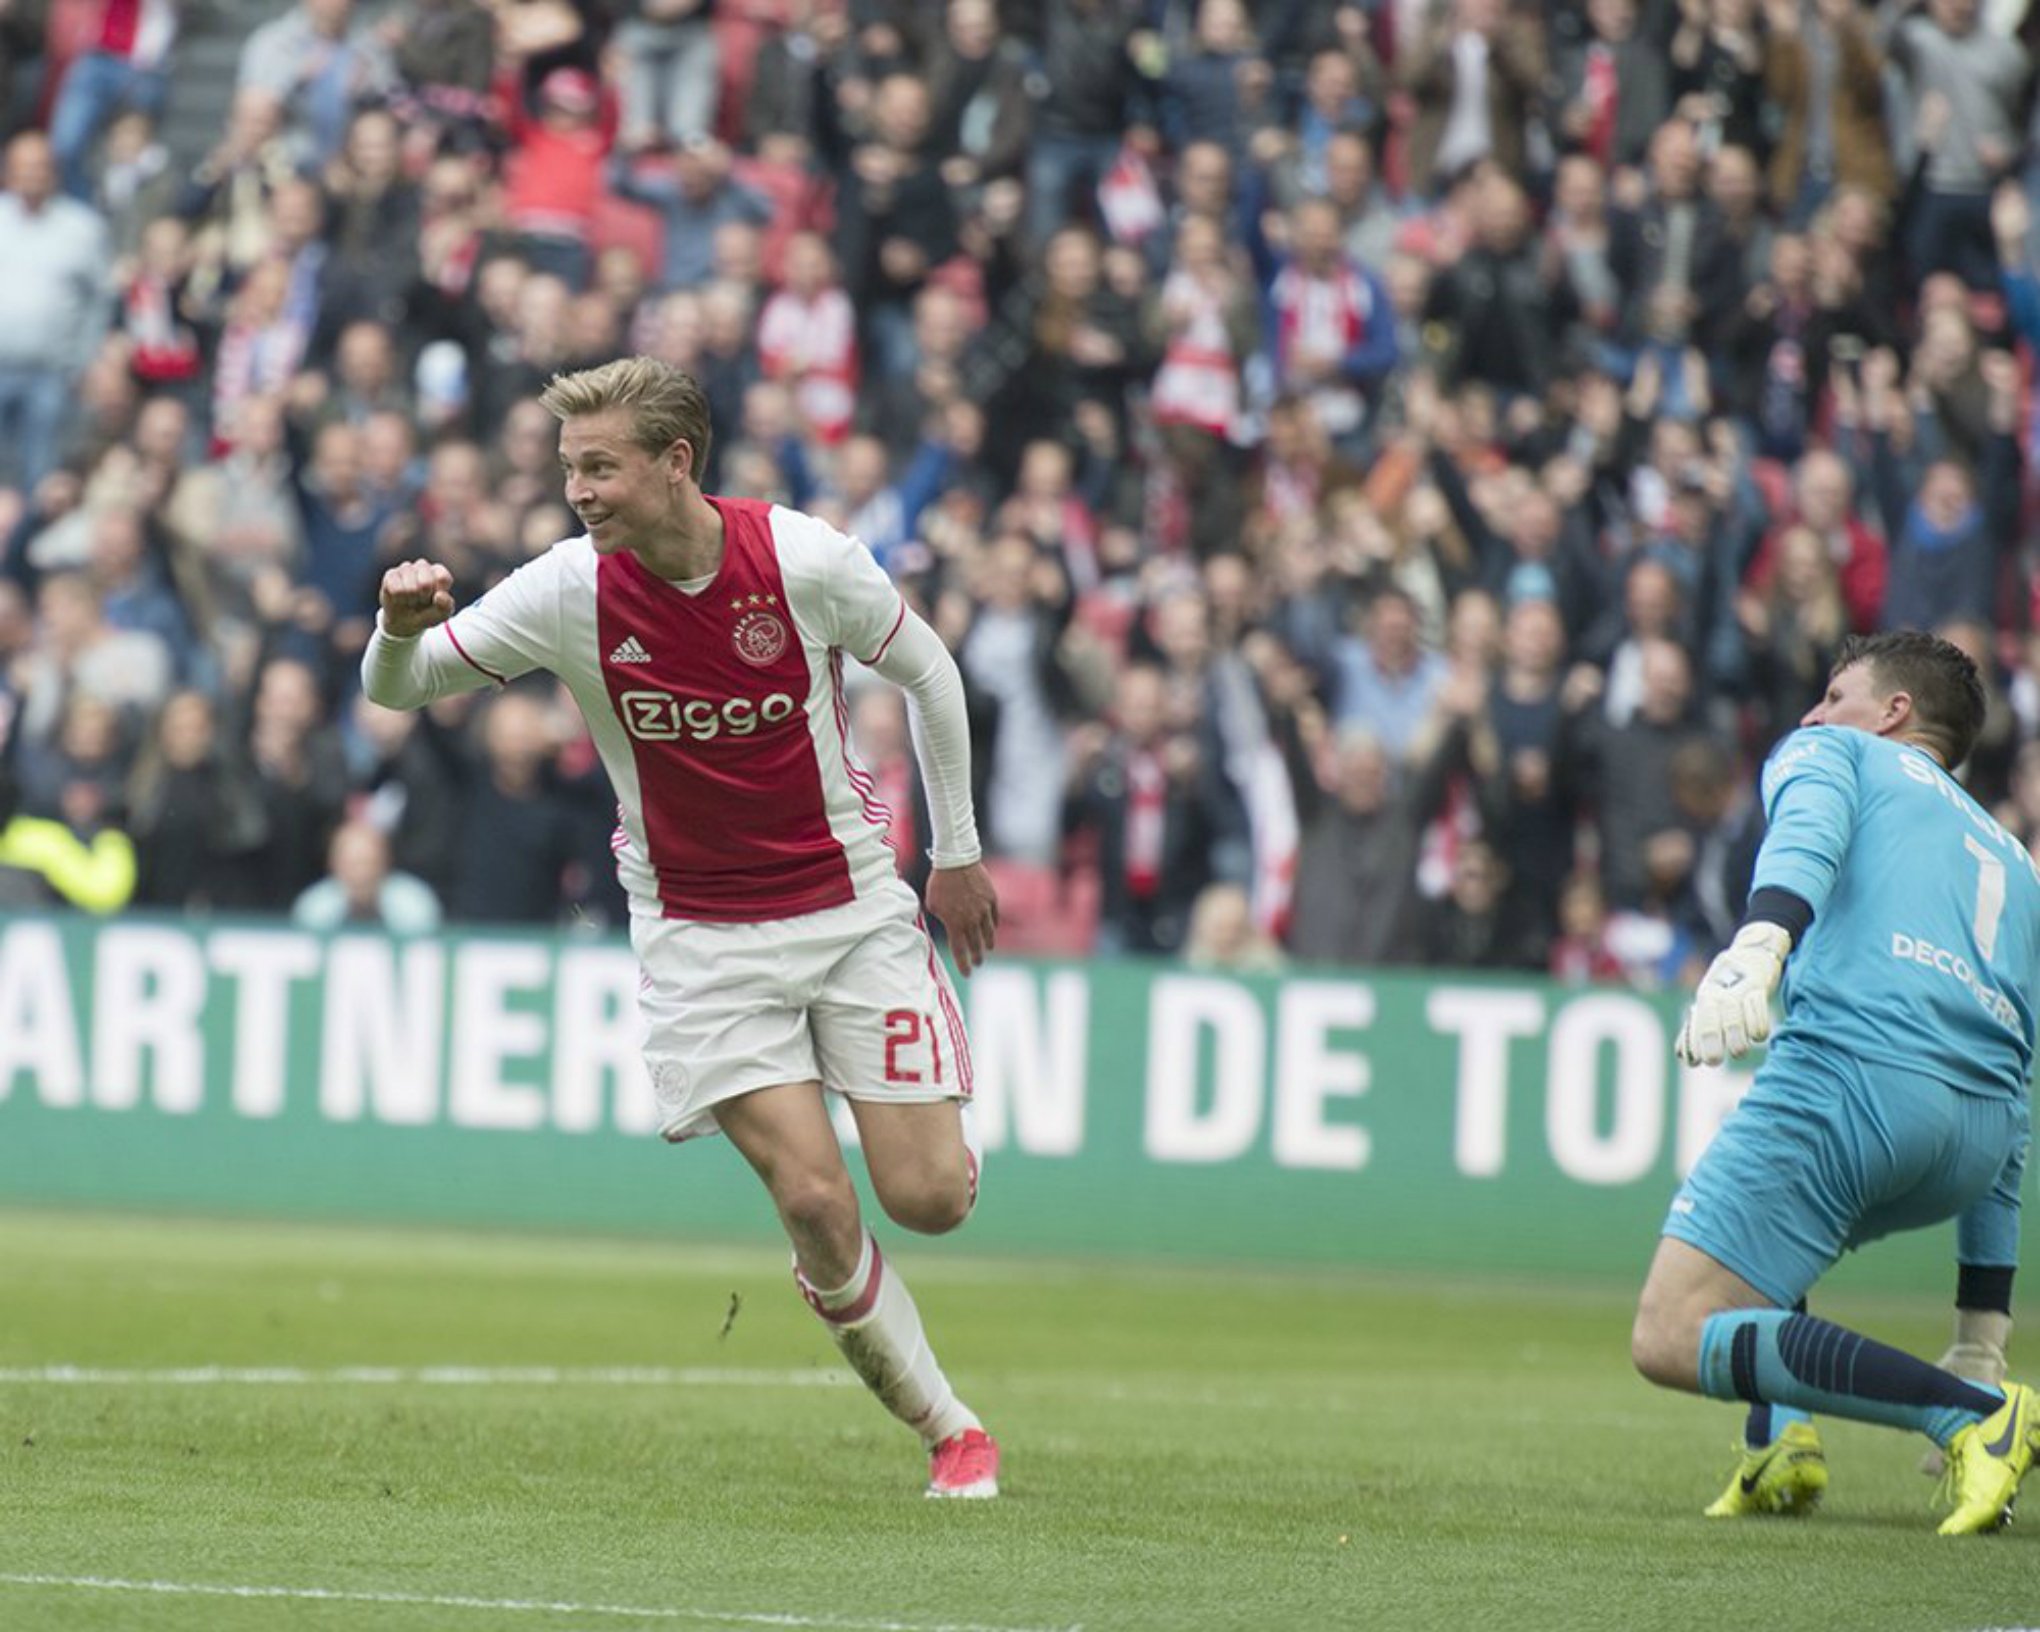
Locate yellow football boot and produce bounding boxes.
[1704,1421,1828,1518]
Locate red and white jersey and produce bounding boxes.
[756,286,859,443]
[398,497,912,924]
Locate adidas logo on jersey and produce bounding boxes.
[608,636,653,665]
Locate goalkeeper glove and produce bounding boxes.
[1920,1309,2011,1477]
[1675,922,1791,1067]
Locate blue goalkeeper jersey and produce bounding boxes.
[1751,726,2040,1103]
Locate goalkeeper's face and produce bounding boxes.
[1802,661,1902,737]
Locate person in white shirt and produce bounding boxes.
[0,134,109,488]
[363,355,1002,1500]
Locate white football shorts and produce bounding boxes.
[631,876,974,1142]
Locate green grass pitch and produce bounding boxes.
[0,1210,2033,1632]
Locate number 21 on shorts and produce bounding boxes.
[884,1008,944,1085]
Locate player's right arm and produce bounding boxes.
[1747,727,1863,919]
[1676,729,1862,1066]
[362,552,564,710]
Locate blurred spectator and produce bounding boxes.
[126,687,259,906]
[349,694,461,896]
[1397,0,1545,196]
[614,0,717,150]
[1553,0,1671,172]
[0,757,135,911]
[1422,169,1575,398]
[1026,0,1145,249]
[1998,738,2040,854]
[291,814,443,932]
[16,570,173,742]
[318,110,421,341]
[1572,635,1719,910]
[1664,734,1759,955]
[1735,521,1845,752]
[1285,726,1417,965]
[963,532,1076,864]
[1761,0,1893,222]
[175,87,296,292]
[1668,0,1765,164]
[86,503,197,677]
[238,0,393,168]
[1069,661,1230,956]
[442,688,578,923]
[0,131,109,490]
[211,259,309,449]
[0,0,48,142]
[1549,869,1624,983]
[95,108,174,265]
[503,64,618,290]
[837,74,958,379]
[924,0,1032,194]
[1860,346,2018,632]
[386,0,496,157]
[1148,210,1255,560]
[1332,583,1447,761]
[17,690,131,823]
[616,132,771,291]
[1252,194,1397,452]
[1413,836,1545,970]
[1152,0,1271,160]
[50,0,177,201]
[756,230,858,445]
[1888,0,2028,289]
[241,654,348,903]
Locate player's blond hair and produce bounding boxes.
[539,356,714,478]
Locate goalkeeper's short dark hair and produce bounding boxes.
[1833,630,1986,770]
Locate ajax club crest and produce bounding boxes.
[730,592,789,666]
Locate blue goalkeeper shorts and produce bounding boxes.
[1661,1036,2028,1307]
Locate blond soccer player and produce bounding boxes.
[363,357,1001,1498]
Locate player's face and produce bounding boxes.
[1802,661,1904,737]
[559,410,682,555]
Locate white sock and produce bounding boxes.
[797,1231,979,1447]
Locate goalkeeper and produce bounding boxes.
[1630,633,2038,1535]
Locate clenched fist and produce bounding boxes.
[379,559,456,638]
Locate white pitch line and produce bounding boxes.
[0,1366,854,1388]
[0,1367,1672,1428]
[0,1575,1080,1632]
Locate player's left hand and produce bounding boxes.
[1674,922,1790,1067]
[926,862,998,978]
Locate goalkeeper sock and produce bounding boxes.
[1741,1402,1812,1449]
[1700,1310,2004,1448]
[796,1230,979,1447]
[1743,1299,1813,1447]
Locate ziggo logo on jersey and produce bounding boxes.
[619,689,799,741]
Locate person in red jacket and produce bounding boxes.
[501,64,617,291]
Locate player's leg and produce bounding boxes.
[714,1078,990,1493]
[852,1096,978,1236]
[1634,1235,2002,1437]
[1633,1241,1831,1517]
[1635,1235,2030,1532]
[803,886,997,1496]
[1636,1056,2033,1529]
[711,1078,866,1286]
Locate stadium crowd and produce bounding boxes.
[1,0,2038,987]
